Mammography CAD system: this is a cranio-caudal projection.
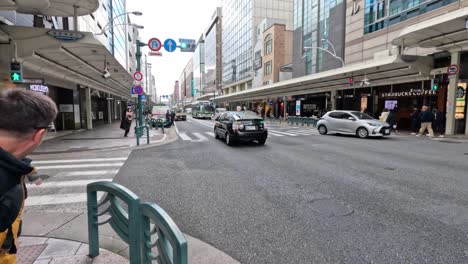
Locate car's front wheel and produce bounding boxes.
[214,129,220,139]
[357,127,369,138]
[318,125,328,135]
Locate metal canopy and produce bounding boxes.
[1,25,132,98]
[216,55,433,102]
[392,7,468,49]
[0,0,98,16]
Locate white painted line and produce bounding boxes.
[35,163,124,170]
[267,131,285,137]
[193,132,208,141]
[32,157,127,165]
[286,130,317,135]
[60,170,119,177]
[25,193,104,206]
[178,132,192,141]
[30,179,112,188]
[268,130,298,136]
[205,132,215,137]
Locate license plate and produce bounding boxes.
[385,129,390,134]
[245,125,256,131]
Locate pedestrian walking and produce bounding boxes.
[171,110,176,125]
[410,107,421,135]
[386,109,397,134]
[236,106,242,112]
[166,110,172,127]
[433,108,445,138]
[379,108,389,122]
[0,89,57,263]
[120,108,133,137]
[417,105,435,137]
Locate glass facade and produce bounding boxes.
[222,0,253,85]
[193,41,205,96]
[294,0,343,74]
[364,0,458,34]
[205,26,217,92]
[110,0,127,68]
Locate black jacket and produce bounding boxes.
[419,110,435,123]
[0,147,34,254]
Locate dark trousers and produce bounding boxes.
[124,128,130,137]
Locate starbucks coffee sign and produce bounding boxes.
[381,89,436,98]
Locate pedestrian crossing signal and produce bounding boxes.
[431,77,439,91]
[10,62,23,83]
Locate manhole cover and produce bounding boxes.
[309,199,354,217]
[17,244,47,264]
[384,167,396,171]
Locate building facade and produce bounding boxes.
[203,7,223,97]
[222,0,294,95]
[192,34,205,99]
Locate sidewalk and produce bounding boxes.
[35,121,175,154]
[19,211,240,264]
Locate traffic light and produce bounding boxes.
[431,76,439,91]
[348,77,353,87]
[179,39,196,52]
[10,62,23,83]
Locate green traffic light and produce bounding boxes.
[11,72,21,82]
[433,84,438,91]
[180,43,187,49]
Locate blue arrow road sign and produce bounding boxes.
[164,38,177,52]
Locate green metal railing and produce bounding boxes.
[87,181,187,264]
[135,125,150,146]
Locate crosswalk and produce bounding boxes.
[25,156,128,209]
[176,128,319,142]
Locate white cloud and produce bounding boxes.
[127,0,221,97]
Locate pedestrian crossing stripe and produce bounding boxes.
[32,157,127,164]
[35,163,124,170]
[267,130,298,136]
[25,193,105,207]
[267,131,285,137]
[29,179,112,188]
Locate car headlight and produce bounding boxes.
[367,123,380,127]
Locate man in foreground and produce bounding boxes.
[0,89,57,264]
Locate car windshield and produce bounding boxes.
[351,111,374,120]
[231,111,262,120]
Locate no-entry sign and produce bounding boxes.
[133,71,143,81]
[447,64,459,75]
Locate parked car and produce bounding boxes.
[212,108,227,120]
[174,108,187,121]
[316,110,391,138]
[214,111,268,146]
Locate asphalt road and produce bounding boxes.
[114,117,468,264]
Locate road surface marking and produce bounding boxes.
[190,118,214,128]
[268,130,298,136]
[25,193,104,206]
[35,163,124,170]
[32,157,127,164]
[205,132,215,137]
[30,179,112,188]
[59,170,120,177]
[193,132,209,141]
[267,131,285,137]
[178,132,192,141]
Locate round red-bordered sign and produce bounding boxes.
[133,71,143,81]
[148,38,162,51]
[133,85,143,95]
[447,64,459,75]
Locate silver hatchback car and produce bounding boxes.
[317,110,391,138]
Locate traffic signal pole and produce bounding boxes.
[136,40,144,127]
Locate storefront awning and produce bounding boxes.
[0,0,98,16]
[392,7,468,49]
[0,25,132,99]
[215,54,433,102]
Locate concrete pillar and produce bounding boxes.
[445,51,460,136]
[85,87,93,130]
[107,95,112,124]
[330,90,337,110]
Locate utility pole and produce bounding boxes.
[136,40,146,127]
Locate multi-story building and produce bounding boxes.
[179,59,193,104]
[203,7,223,98]
[173,81,180,102]
[221,0,294,95]
[192,34,205,99]
[0,1,138,131]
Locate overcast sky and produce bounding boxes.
[127,0,222,99]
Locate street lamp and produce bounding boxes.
[95,11,143,36]
[303,43,345,67]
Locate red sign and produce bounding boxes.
[148,38,162,51]
[133,86,143,95]
[447,64,459,75]
[133,71,143,81]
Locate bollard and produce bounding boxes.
[295,116,300,126]
[306,117,311,127]
[287,117,293,126]
[302,117,308,126]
